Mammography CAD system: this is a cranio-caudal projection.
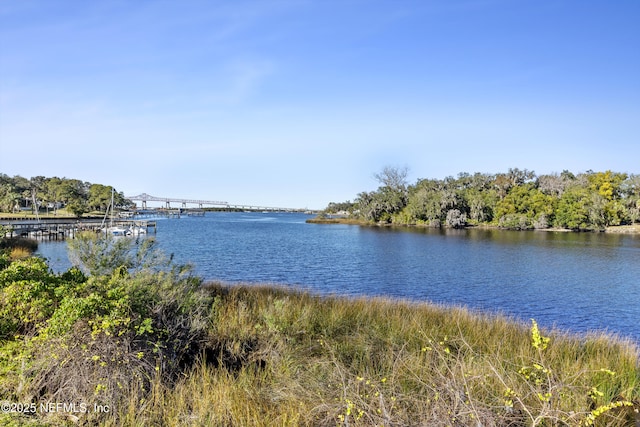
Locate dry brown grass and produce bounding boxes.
[109,284,640,426]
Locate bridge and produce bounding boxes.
[127,193,228,209]
[126,193,308,212]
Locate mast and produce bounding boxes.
[100,187,115,229]
[110,187,114,228]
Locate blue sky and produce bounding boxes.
[1,0,638,209]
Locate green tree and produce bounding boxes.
[0,184,19,213]
[44,177,65,214]
[59,179,88,204]
[88,184,113,212]
[465,188,497,223]
[621,174,640,223]
[324,201,355,214]
[404,186,442,224]
[58,179,89,216]
[495,184,555,228]
[586,171,628,226]
[554,187,591,230]
[401,178,444,225]
[588,170,627,200]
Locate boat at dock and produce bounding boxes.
[106,226,129,237]
[101,188,151,237]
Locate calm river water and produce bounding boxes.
[36,212,640,342]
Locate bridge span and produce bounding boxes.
[126,193,308,212]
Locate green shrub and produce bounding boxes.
[0,257,64,338]
[499,213,532,230]
[0,236,211,425]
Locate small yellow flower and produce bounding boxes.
[588,387,604,398]
[537,392,552,402]
[530,319,550,350]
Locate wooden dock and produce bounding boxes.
[0,218,156,240]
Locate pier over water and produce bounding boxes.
[0,218,156,240]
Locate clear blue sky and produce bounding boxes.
[1,0,638,209]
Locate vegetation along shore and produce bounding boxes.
[316,167,640,232]
[2,169,639,232]
[0,232,639,426]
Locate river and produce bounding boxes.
[36,212,640,342]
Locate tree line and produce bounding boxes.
[0,174,133,217]
[324,167,640,230]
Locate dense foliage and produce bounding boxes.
[0,174,133,217]
[0,234,210,425]
[326,168,640,230]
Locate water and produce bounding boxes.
[36,212,640,342]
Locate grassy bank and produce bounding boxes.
[1,249,639,425]
[105,284,639,426]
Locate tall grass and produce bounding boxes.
[114,284,639,426]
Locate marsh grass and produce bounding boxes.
[114,284,639,426]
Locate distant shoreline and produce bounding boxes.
[306,216,640,234]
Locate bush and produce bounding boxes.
[499,214,532,230]
[0,236,211,425]
[28,267,210,420]
[67,231,135,276]
[0,257,63,338]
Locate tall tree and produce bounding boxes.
[374,165,409,192]
[88,184,113,212]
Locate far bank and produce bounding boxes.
[306,215,640,234]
